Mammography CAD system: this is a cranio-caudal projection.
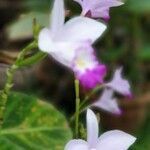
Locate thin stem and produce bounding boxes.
[70,85,103,123]
[75,79,80,138]
[0,41,37,128]
[80,85,103,110]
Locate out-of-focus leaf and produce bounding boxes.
[23,0,51,12]
[6,12,49,41]
[100,48,124,62]
[126,0,150,14]
[0,92,72,149]
[130,110,150,150]
[137,46,150,61]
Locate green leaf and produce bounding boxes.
[23,0,51,12]
[0,92,72,149]
[6,12,49,41]
[100,48,124,62]
[17,51,47,67]
[130,111,150,150]
[126,0,150,14]
[137,46,150,61]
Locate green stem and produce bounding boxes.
[0,41,37,128]
[70,85,103,123]
[17,51,47,67]
[80,85,103,110]
[75,79,80,138]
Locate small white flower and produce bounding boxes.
[65,109,136,150]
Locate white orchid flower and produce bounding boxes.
[38,0,106,68]
[38,0,107,89]
[65,109,136,150]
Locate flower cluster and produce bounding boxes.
[38,0,136,149]
[38,0,133,117]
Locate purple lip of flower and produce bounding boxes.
[76,64,107,89]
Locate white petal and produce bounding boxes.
[58,16,106,43]
[64,139,88,150]
[38,28,54,53]
[50,0,65,34]
[87,109,99,147]
[96,130,136,150]
[50,41,79,68]
[73,44,98,74]
[106,67,131,96]
[38,28,80,68]
[92,89,121,115]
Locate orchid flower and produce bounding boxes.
[73,45,107,89]
[92,88,121,115]
[90,68,131,115]
[38,0,107,89]
[105,68,132,97]
[65,109,136,150]
[74,0,124,20]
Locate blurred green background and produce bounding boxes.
[0,0,150,149]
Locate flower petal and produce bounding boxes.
[38,28,54,53]
[50,0,65,35]
[92,8,110,20]
[97,0,124,7]
[96,130,136,150]
[77,64,106,89]
[71,42,106,89]
[106,67,132,97]
[87,109,99,147]
[74,0,124,19]
[92,89,121,115]
[38,28,80,68]
[64,140,88,150]
[58,16,106,43]
[73,44,98,74]
[50,41,80,68]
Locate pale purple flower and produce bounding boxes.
[74,0,124,20]
[38,0,107,89]
[92,89,121,115]
[65,109,136,150]
[106,68,132,97]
